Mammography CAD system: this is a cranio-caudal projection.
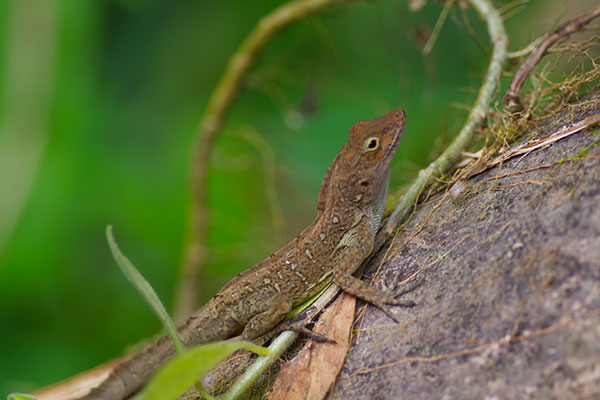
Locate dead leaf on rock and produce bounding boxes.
[269,292,355,400]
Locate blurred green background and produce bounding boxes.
[0,0,593,395]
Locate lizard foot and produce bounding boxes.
[386,276,422,307]
[334,269,421,323]
[278,323,337,344]
[374,276,423,322]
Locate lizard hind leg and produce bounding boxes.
[238,294,292,340]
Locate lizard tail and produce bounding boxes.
[78,300,239,400]
[78,333,176,400]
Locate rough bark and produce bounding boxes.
[329,89,600,400]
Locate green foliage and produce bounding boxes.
[106,225,184,354]
[107,225,269,399]
[7,394,40,400]
[138,341,267,400]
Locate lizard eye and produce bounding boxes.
[363,137,379,152]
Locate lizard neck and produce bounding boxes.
[316,163,391,239]
[365,166,390,237]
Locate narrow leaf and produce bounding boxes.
[7,394,40,400]
[138,341,268,400]
[105,225,184,354]
[287,282,331,319]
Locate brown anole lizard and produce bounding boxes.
[80,109,410,400]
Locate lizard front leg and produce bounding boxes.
[333,268,417,322]
[233,293,292,340]
[332,229,417,322]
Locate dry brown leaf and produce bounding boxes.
[269,292,355,400]
[32,355,129,400]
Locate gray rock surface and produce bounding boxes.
[331,91,600,400]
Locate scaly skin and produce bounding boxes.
[80,109,407,400]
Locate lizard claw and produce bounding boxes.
[278,323,337,344]
[376,276,421,321]
[389,298,416,307]
[394,277,421,297]
[377,296,415,323]
[377,304,402,323]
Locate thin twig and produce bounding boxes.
[237,126,285,242]
[503,4,600,111]
[488,111,600,168]
[423,0,455,55]
[175,0,357,319]
[385,0,508,235]
[507,36,543,59]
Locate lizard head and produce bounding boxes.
[343,108,406,204]
[317,109,406,213]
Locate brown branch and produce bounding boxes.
[503,4,600,111]
[175,0,358,319]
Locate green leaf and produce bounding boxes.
[7,394,40,400]
[287,281,331,319]
[138,341,268,400]
[105,225,184,354]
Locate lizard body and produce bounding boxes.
[80,109,407,400]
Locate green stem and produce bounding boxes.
[385,0,508,234]
[222,331,298,400]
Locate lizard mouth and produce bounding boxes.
[378,108,406,174]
